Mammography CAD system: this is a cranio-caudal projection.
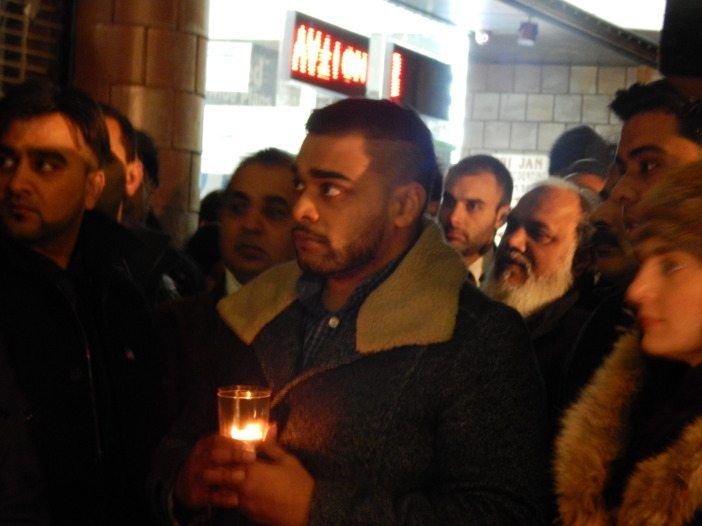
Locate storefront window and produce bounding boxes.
[200,0,469,196]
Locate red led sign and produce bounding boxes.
[389,52,403,99]
[286,13,369,97]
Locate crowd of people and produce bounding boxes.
[1,53,702,526]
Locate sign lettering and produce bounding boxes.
[285,13,369,97]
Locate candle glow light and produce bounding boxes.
[230,421,267,442]
[217,385,271,444]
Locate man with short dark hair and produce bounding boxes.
[0,80,153,523]
[99,103,203,304]
[99,102,144,225]
[592,80,702,281]
[439,154,512,285]
[219,148,297,289]
[151,99,548,525]
[548,125,611,176]
[153,147,298,432]
[560,79,702,412]
[134,128,163,230]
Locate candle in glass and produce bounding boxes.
[217,385,271,443]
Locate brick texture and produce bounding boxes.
[74,24,146,85]
[541,65,569,94]
[510,122,538,150]
[486,64,514,92]
[526,94,553,122]
[463,64,635,158]
[499,94,526,121]
[473,93,499,120]
[179,0,210,36]
[114,0,178,28]
[597,67,626,95]
[146,29,197,90]
[515,65,541,93]
[582,95,610,124]
[74,0,209,244]
[554,95,582,122]
[570,66,597,94]
[110,86,175,145]
[484,122,511,149]
[464,121,484,149]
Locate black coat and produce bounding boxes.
[0,335,49,524]
[0,212,155,525]
[151,222,550,525]
[525,275,614,436]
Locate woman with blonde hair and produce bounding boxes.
[554,160,702,525]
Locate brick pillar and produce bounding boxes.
[72,0,209,246]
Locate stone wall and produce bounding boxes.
[461,64,659,161]
[73,0,209,246]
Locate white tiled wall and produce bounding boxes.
[461,63,659,159]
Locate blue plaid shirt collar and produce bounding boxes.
[296,255,402,318]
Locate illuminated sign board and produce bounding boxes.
[387,44,451,120]
[284,12,369,97]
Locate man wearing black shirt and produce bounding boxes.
[0,80,154,524]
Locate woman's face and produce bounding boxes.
[626,237,702,366]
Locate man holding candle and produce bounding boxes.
[152,99,549,525]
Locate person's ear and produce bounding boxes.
[391,182,426,228]
[124,159,144,198]
[84,169,106,210]
[495,204,510,229]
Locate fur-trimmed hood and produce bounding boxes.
[217,219,468,354]
[554,330,702,525]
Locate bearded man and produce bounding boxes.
[485,178,599,433]
[150,98,549,525]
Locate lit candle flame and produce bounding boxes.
[229,421,266,442]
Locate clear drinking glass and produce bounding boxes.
[217,385,271,443]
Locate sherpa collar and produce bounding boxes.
[217,219,467,354]
[555,330,702,525]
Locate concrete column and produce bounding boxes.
[72,0,209,245]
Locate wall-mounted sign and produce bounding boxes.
[283,12,369,97]
[493,153,549,205]
[387,44,451,120]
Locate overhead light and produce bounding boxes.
[518,20,538,46]
[474,30,491,46]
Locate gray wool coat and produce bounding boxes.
[151,222,549,525]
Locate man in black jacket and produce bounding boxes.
[484,179,600,428]
[152,99,548,525]
[0,80,154,524]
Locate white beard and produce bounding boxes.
[484,247,575,318]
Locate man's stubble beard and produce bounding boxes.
[0,202,83,251]
[296,216,387,280]
[484,245,576,318]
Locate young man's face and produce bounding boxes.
[0,112,103,254]
[610,111,702,207]
[219,161,297,283]
[439,171,508,263]
[291,133,395,278]
[592,110,702,283]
